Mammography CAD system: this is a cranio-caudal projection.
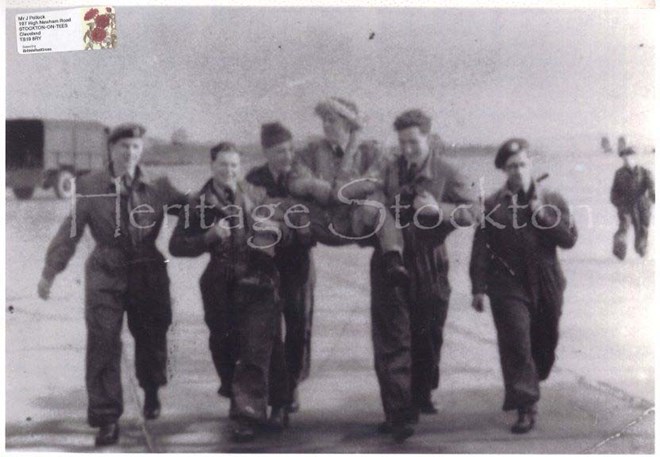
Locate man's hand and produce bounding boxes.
[413,191,440,217]
[529,196,542,213]
[205,219,232,244]
[37,276,53,300]
[530,197,560,227]
[471,293,487,313]
[214,219,232,240]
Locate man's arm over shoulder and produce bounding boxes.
[244,165,263,188]
[168,193,217,258]
[154,176,189,214]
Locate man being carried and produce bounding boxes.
[287,96,408,285]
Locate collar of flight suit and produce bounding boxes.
[105,165,150,193]
[500,179,539,202]
[398,146,435,184]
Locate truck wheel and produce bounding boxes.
[54,169,75,199]
[13,187,35,200]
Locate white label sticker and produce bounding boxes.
[16,6,116,55]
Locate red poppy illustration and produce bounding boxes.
[83,6,116,50]
[84,8,98,21]
[95,14,110,28]
[90,27,107,43]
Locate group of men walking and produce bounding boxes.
[38,96,585,446]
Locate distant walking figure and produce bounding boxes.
[611,147,655,259]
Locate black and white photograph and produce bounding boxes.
[3,1,656,453]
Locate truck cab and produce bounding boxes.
[6,119,109,199]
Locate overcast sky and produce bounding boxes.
[5,7,655,152]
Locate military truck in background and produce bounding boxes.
[6,119,109,200]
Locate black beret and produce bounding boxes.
[261,122,292,149]
[495,138,529,169]
[619,147,636,157]
[108,123,146,144]
[393,109,432,134]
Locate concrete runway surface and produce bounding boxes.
[5,153,655,452]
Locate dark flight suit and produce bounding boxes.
[373,146,478,422]
[610,165,655,258]
[168,179,289,422]
[469,181,578,411]
[245,164,316,397]
[42,168,187,427]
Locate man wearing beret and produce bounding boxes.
[373,109,478,440]
[610,146,654,260]
[245,122,316,414]
[37,123,188,446]
[469,138,578,433]
[287,96,408,285]
[169,142,290,442]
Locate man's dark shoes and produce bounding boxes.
[287,387,300,413]
[229,399,239,420]
[613,235,627,260]
[94,422,119,447]
[143,388,161,420]
[218,384,232,399]
[636,239,648,257]
[392,422,414,443]
[384,251,409,287]
[232,418,256,443]
[377,421,392,434]
[267,406,289,432]
[511,407,536,434]
[378,419,414,442]
[417,398,438,415]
